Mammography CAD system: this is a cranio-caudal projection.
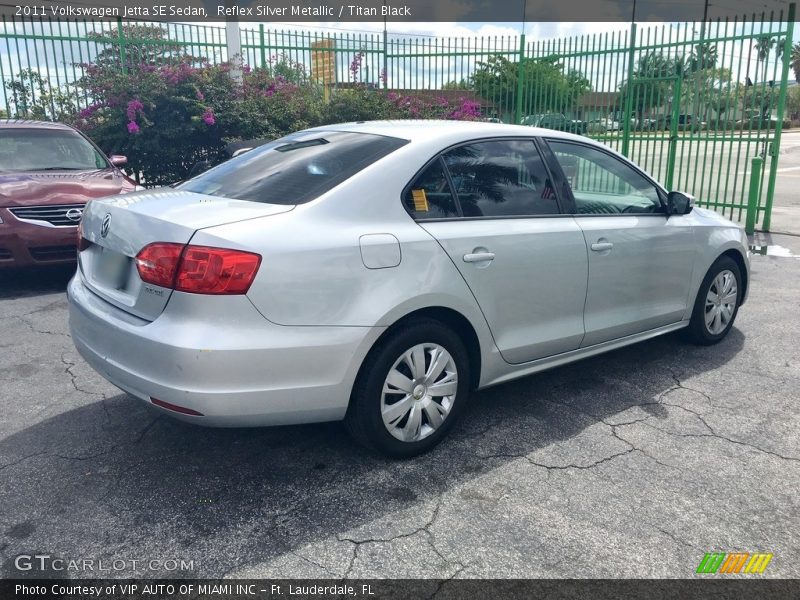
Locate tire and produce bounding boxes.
[345,318,471,458]
[684,255,742,345]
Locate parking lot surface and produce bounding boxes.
[1,234,799,579]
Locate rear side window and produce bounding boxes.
[178,131,407,205]
[442,140,559,217]
[403,158,459,219]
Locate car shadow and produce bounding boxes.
[0,328,744,578]
[0,264,75,298]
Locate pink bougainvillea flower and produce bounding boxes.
[127,121,140,134]
[126,99,144,121]
[202,109,216,126]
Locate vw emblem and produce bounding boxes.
[100,213,112,238]
[65,207,83,223]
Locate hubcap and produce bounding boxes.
[381,343,458,443]
[705,269,737,335]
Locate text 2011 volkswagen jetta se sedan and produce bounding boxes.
[68,121,749,457]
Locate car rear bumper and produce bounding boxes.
[68,273,385,427]
[0,209,78,267]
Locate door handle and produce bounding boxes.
[463,252,495,263]
[590,242,613,252]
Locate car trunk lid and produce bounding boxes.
[79,189,293,320]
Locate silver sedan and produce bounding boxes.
[68,121,749,457]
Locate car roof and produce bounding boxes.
[302,120,591,145]
[0,119,76,131]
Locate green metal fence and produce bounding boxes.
[0,7,795,229]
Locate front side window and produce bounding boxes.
[442,139,559,217]
[179,131,407,205]
[0,128,108,172]
[547,140,662,215]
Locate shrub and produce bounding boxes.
[71,57,325,186]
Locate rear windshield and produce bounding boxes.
[0,128,108,173]
[178,131,408,205]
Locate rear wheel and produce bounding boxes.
[345,319,471,458]
[684,256,742,345]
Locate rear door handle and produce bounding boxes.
[463,252,495,263]
[590,242,613,252]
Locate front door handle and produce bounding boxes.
[590,242,614,252]
[463,252,495,263]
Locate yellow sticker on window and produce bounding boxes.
[412,189,429,212]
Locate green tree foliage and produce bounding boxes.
[617,51,682,118]
[442,79,470,90]
[790,42,800,83]
[87,23,201,70]
[785,85,800,120]
[5,68,78,120]
[470,55,591,116]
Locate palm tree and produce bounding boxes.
[754,35,785,84]
[791,42,800,83]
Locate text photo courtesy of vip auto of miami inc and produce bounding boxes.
[1,0,800,598]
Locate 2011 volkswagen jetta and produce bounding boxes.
[68,121,749,457]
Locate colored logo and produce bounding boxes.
[696,552,773,574]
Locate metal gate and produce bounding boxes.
[520,4,796,230]
[0,4,795,229]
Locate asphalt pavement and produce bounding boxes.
[0,235,799,579]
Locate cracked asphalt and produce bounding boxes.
[1,232,799,580]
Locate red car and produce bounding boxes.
[0,120,136,268]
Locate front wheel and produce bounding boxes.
[345,319,471,458]
[684,256,742,345]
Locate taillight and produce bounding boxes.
[135,242,261,295]
[175,246,262,294]
[77,220,90,252]
[135,242,184,287]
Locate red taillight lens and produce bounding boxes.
[135,242,184,288]
[175,246,262,295]
[135,242,261,295]
[77,221,91,252]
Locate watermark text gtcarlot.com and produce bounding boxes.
[14,554,195,572]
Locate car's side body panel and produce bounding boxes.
[575,214,696,346]
[420,217,588,363]
[67,121,751,430]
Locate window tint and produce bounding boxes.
[179,131,407,205]
[548,141,662,215]
[0,128,107,172]
[403,158,458,219]
[443,140,559,217]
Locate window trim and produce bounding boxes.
[541,137,669,218]
[401,136,570,222]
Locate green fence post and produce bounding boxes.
[665,67,682,191]
[761,2,795,232]
[514,33,525,125]
[746,156,763,235]
[259,24,266,68]
[116,16,126,73]
[621,22,636,157]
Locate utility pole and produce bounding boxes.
[225,0,243,84]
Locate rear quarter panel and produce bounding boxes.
[189,140,496,344]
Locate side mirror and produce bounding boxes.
[109,155,127,167]
[666,191,694,216]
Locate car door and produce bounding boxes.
[405,138,588,364]
[544,139,696,347]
